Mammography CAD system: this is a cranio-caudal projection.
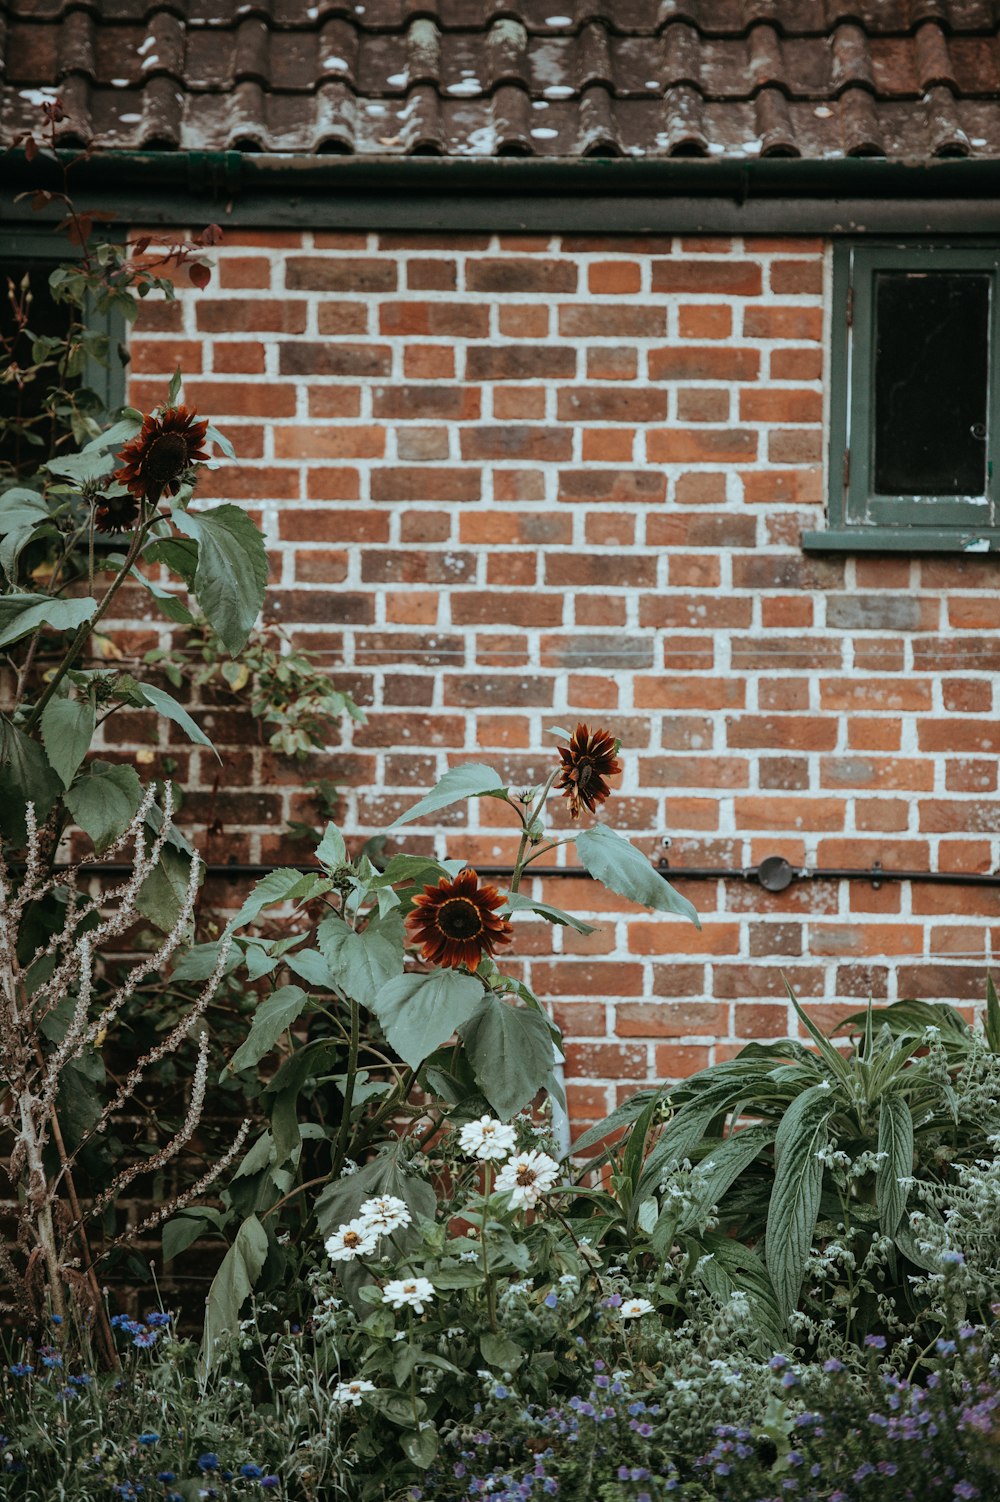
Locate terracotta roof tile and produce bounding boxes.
[2,0,999,158]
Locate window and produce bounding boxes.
[0,229,126,480]
[803,242,1000,554]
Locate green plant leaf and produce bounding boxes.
[40,693,96,789]
[987,974,1000,1054]
[764,1083,834,1318]
[575,823,700,928]
[682,1123,778,1229]
[695,1234,785,1351]
[226,986,309,1075]
[225,868,324,935]
[162,1208,226,1264]
[876,1092,914,1236]
[0,717,60,838]
[128,681,219,757]
[173,504,267,655]
[64,760,142,854]
[480,1331,523,1370]
[137,841,195,933]
[388,763,506,829]
[171,940,242,982]
[401,1429,438,1469]
[569,1089,662,1156]
[0,593,98,650]
[315,822,347,869]
[371,969,485,1071]
[318,909,406,1007]
[457,993,555,1121]
[314,1145,436,1242]
[202,1214,268,1364]
[500,890,596,934]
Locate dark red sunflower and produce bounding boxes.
[405,867,514,972]
[555,722,622,820]
[113,405,209,506]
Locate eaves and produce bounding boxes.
[3,152,1000,235]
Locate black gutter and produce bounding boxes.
[3,151,1000,233]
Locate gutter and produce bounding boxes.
[3,151,1000,233]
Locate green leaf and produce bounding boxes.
[430,1264,485,1289]
[0,716,60,837]
[225,868,324,935]
[315,822,347,869]
[284,946,337,988]
[500,890,596,934]
[128,681,219,757]
[570,1090,662,1156]
[987,974,1000,1054]
[388,763,506,829]
[696,1234,785,1351]
[127,567,195,626]
[575,823,700,928]
[682,1124,778,1229]
[0,593,97,650]
[314,1146,436,1242]
[162,1208,226,1264]
[876,1093,914,1236]
[318,909,405,1007]
[202,1214,268,1364]
[171,940,241,982]
[173,504,267,655]
[226,986,309,1075]
[457,993,555,1121]
[64,760,142,854]
[371,968,485,1071]
[401,1429,438,1469]
[137,841,195,933]
[82,414,142,454]
[479,1331,523,1370]
[764,1084,833,1318]
[40,693,96,789]
[144,536,199,586]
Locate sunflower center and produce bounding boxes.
[574,756,596,791]
[436,896,484,941]
[145,431,191,485]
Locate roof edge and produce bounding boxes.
[3,151,1000,234]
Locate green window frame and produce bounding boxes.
[0,228,127,438]
[803,241,1000,554]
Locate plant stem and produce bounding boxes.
[481,1160,497,1333]
[509,771,560,896]
[24,522,149,733]
[330,997,360,1179]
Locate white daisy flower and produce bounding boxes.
[325,1218,378,1262]
[382,1276,436,1313]
[331,1377,377,1406]
[494,1149,560,1209]
[458,1115,517,1162]
[358,1195,412,1235]
[620,1297,655,1319]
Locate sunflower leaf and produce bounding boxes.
[389,763,506,829]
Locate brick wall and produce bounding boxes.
[119,228,1000,1128]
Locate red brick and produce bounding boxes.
[466,346,576,380]
[273,426,385,459]
[647,428,758,463]
[280,507,386,542]
[735,796,846,831]
[211,342,267,374]
[218,255,272,289]
[588,261,642,294]
[406,258,457,290]
[130,338,203,374]
[466,258,578,293]
[726,715,837,752]
[743,306,823,341]
[544,554,657,589]
[769,259,824,294]
[372,385,480,421]
[499,305,550,337]
[654,1045,711,1077]
[559,305,667,337]
[586,347,638,380]
[649,346,759,381]
[308,387,363,419]
[558,387,666,423]
[678,304,732,339]
[370,467,482,502]
[652,259,762,295]
[582,430,635,461]
[286,256,396,292]
[184,380,295,418]
[740,388,823,423]
[197,299,306,333]
[460,427,572,461]
[380,301,490,338]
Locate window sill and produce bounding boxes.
[801,527,1000,554]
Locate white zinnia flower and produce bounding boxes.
[494,1149,560,1209]
[331,1378,377,1406]
[325,1218,378,1262]
[358,1195,412,1235]
[458,1115,517,1162]
[620,1297,655,1319]
[382,1276,436,1313]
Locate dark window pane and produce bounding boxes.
[873,271,989,496]
[0,259,74,478]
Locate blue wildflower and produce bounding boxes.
[132,1329,158,1349]
[240,1466,264,1479]
[261,1479,280,1490]
[9,1363,32,1377]
[865,1334,887,1350]
[145,1312,172,1327]
[543,1292,558,1309]
[198,1454,220,1472]
[156,1475,176,1485]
